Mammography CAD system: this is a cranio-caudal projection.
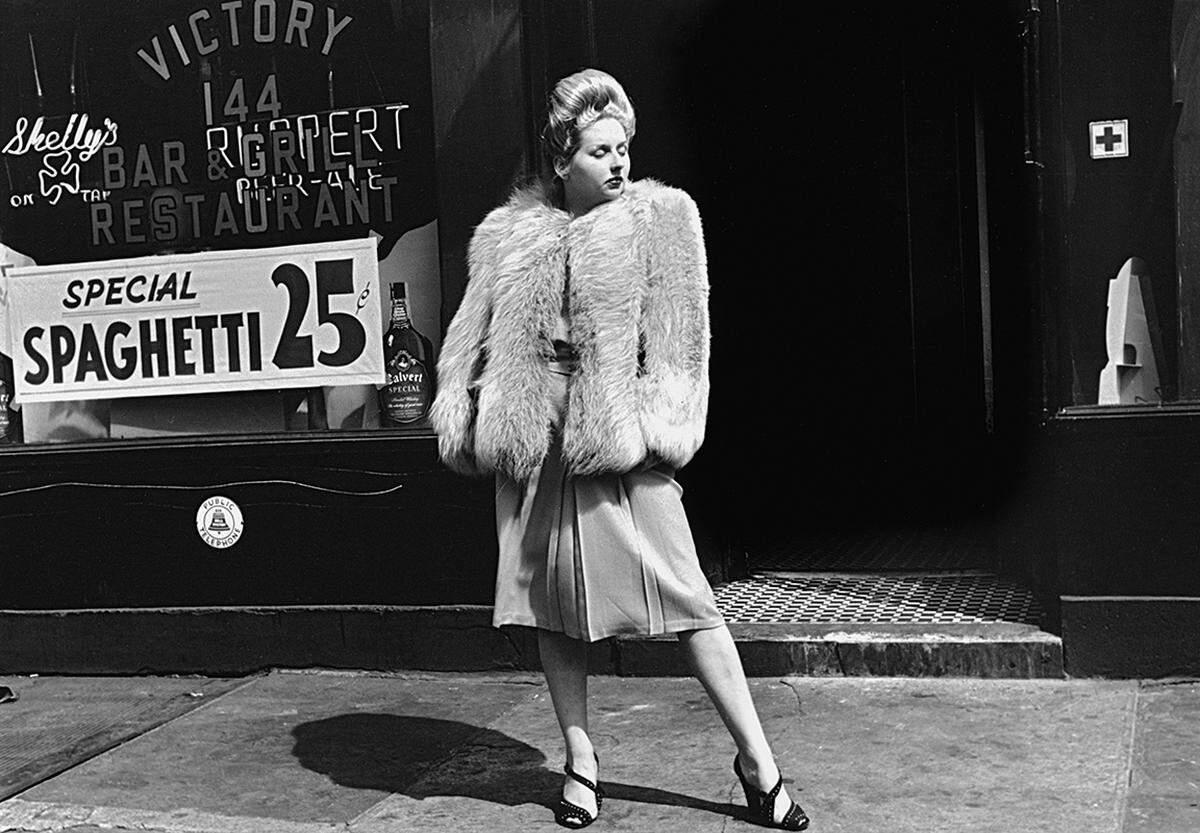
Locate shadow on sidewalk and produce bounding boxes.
[292,713,745,820]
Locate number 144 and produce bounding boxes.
[203,74,281,126]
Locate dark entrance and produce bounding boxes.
[525,1,1018,579]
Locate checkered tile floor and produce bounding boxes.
[712,573,1043,625]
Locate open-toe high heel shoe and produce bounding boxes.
[733,753,809,830]
[556,751,603,828]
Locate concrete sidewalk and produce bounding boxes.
[0,671,1196,833]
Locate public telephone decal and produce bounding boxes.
[197,495,244,549]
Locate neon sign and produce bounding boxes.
[2,114,120,206]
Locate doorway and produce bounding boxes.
[522,0,1010,583]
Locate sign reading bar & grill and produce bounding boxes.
[4,238,383,404]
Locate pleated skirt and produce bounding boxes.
[492,363,726,642]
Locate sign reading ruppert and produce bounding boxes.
[5,237,382,404]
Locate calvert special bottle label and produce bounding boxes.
[0,381,11,443]
[381,349,430,423]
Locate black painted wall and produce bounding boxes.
[0,435,496,607]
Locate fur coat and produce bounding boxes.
[430,178,710,482]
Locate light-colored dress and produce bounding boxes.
[492,308,725,642]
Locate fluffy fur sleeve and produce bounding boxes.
[637,185,711,469]
[429,204,508,476]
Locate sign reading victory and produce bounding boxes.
[5,238,383,404]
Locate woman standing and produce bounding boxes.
[431,69,808,831]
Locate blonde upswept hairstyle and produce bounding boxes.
[541,68,636,181]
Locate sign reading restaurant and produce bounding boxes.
[4,237,383,404]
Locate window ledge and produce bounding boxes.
[1056,402,1200,420]
[0,427,438,460]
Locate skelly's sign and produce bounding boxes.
[4,238,383,404]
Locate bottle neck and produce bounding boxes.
[390,297,410,326]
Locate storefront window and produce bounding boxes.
[0,0,440,444]
[1052,0,1200,409]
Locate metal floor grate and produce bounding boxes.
[713,573,1043,625]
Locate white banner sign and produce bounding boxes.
[5,238,383,404]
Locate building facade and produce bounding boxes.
[0,0,1190,677]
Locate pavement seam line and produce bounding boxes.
[70,673,268,761]
[1114,682,1142,833]
[343,680,550,828]
[772,678,808,812]
[718,775,738,833]
[1,675,267,806]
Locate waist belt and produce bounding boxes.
[551,339,577,362]
[548,339,578,375]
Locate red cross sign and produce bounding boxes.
[1089,120,1129,159]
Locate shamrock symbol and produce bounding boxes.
[38,151,81,205]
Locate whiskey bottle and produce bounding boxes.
[379,281,434,426]
[0,379,18,444]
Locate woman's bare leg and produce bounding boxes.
[677,624,797,823]
[538,628,599,818]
